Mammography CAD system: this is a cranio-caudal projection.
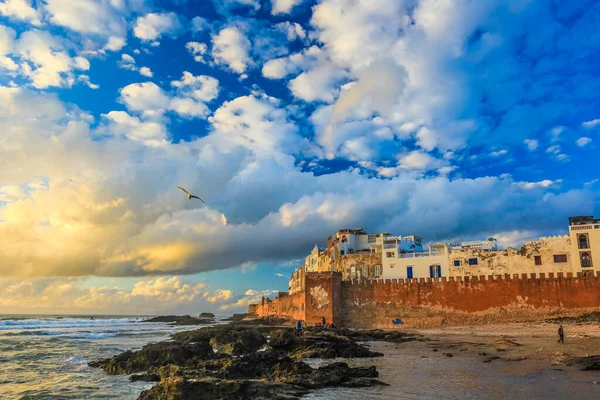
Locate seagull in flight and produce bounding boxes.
[177,186,205,203]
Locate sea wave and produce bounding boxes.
[0,318,138,331]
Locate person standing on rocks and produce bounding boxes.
[296,320,303,337]
[558,325,565,344]
[322,316,326,327]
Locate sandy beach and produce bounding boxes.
[303,321,600,399]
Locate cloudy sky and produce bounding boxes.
[0,0,599,315]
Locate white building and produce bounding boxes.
[382,243,450,280]
[456,238,499,251]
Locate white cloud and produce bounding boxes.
[139,66,153,77]
[0,85,598,281]
[219,289,278,311]
[14,30,91,88]
[133,12,182,41]
[398,151,443,171]
[0,0,41,26]
[185,41,208,63]
[102,110,168,146]
[582,118,600,129]
[576,137,592,147]
[272,0,303,15]
[104,36,126,51]
[119,80,215,119]
[262,45,323,80]
[546,145,561,155]
[209,94,306,154]
[44,0,127,37]
[168,97,209,118]
[117,54,153,78]
[203,289,233,303]
[119,82,170,112]
[190,16,210,33]
[212,26,251,74]
[274,22,306,41]
[489,149,508,157]
[0,276,241,314]
[524,139,539,151]
[549,125,566,141]
[171,71,219,102]
[514,179,562,190]
[118,53,136,70]
[289,63,345,102]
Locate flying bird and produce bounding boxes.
[177,186,205,203]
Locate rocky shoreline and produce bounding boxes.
[89,318,419,399]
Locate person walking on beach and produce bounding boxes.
[558,325,565,344]
[296,320,303,337]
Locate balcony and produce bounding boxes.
[399,251,440,259]
[570,225,593,231]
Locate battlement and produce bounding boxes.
[341,270,600,288]
[252,270,600,328]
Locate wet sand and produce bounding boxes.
[304,322,600,399]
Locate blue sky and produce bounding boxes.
[0,0,599,314]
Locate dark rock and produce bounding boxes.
[137,378,310,400]
[432,349,438,352]
[142,315,213,326]
[281,331,383,359]
[223,314,248,322]
[269,329,298,348]
[547,312,600,324]
[91,323,386,400]
[317,328,420,344]
[229,316,292,326]
[568,355,600,371]
[130,373,160,382]
[445,353,453,358]
[89,341,213,374]
[483,356,500,363]
[199,313,216,319]
[209,329,266,355]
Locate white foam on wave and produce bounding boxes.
[0,318,137,331]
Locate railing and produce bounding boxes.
[570,225,593,231]
[398,251,440,259]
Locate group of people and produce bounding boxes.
[295,316,335,336]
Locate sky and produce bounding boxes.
[0,0,599,315]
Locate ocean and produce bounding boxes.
[0,315,203,399]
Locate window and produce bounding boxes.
[340,250,345,255]
[386,251,395,258]
[350,266,356,279]
[553,254,568,263]
[453,260,461,267]
[390,264,395,269]
[487,259,494,268]
[534,256,542,266]
[374,264,382,277]
[361,265,369,278]
[581,252,592,268]
[468,258,478,265]
[579,234,589,249]
[430,265,442,278]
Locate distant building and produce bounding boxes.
[569,215,600,274]
[457,238,499,251]
[287,216,600,290]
